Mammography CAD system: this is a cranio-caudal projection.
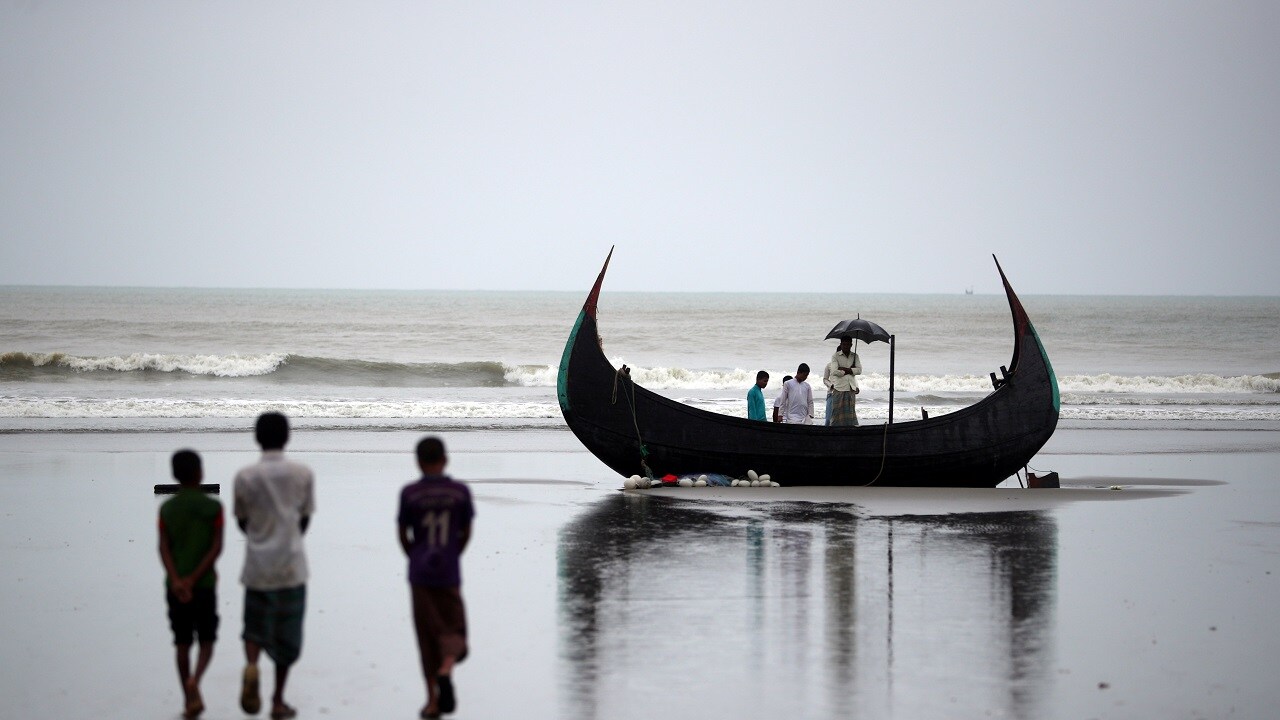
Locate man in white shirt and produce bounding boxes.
[772,364,815,425]
[234,412,315,719]
[825,337,863,426]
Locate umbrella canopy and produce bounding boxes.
[824,318,891,344]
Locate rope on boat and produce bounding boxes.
[612,365,655,480]
[860,419,891,487]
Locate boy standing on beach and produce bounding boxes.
[234,412,315,719]
[398,436,475,719]
[158,449,223,718]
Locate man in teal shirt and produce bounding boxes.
[747,370,770,420]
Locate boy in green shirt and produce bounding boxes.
[159,449,224,718]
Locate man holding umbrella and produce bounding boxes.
[823,316,889,427]
[825,337,862,426]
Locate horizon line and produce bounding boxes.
[1,282,1278,300]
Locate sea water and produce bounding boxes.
[2,285,1278,432]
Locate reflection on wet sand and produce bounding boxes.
[558,496,1057,719]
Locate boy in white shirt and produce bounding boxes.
[772,364,815,425]
[234,412,315,719]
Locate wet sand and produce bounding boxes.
[1,426,1277,719]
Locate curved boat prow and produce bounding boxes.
[993,254,1059,413]
[994,254,1029,372]
[559,247,615,415]
[584,246,615,320]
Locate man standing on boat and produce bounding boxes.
[747,370,769,421]
[825,337,862,426]
[773,364,814,425]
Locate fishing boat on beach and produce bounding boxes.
[556,250,1060,487]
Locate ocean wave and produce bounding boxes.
[859,373,1280,394]
[0,351,551,388]
[1,351,289,377]
[0,397,564,419]
[1058,373,1280,394]
[902,394,978,406]
[616,363,756,390]
[1059,393,1280,406]
[4,350,1278,394]
[2,396,1278,423]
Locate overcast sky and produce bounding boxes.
[2,2,1277,294]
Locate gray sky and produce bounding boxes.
[2,2,1277,294]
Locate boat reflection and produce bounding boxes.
[557,495,1057,720]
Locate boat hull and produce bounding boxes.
[557,253,1059,488]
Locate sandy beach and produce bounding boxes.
[0,424,1276,719]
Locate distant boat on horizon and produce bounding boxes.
[965,286,974,295]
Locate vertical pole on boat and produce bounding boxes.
[888,335,895,424]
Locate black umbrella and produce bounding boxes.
[824,317,891,344]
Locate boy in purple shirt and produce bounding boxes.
[398,436,474,719]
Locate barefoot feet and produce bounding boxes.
[437,675,456,714]
[182,677,204,718]
[240,663,261,714]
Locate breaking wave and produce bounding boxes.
[1,397,1277,423]
[0,351,552,388]
[1,351,289,377]
[0,397,564,419]
[3,351,1277,395]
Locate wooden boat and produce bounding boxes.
[556,250,1060,487]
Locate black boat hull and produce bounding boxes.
[557,252,1059,488]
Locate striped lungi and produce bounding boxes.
[242,585,306,667]
[829,390,859,427]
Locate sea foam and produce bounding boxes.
[0,397,563,419]
[2,396,1278,424]
[4,350,1277,394]
[1,351,288,377]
